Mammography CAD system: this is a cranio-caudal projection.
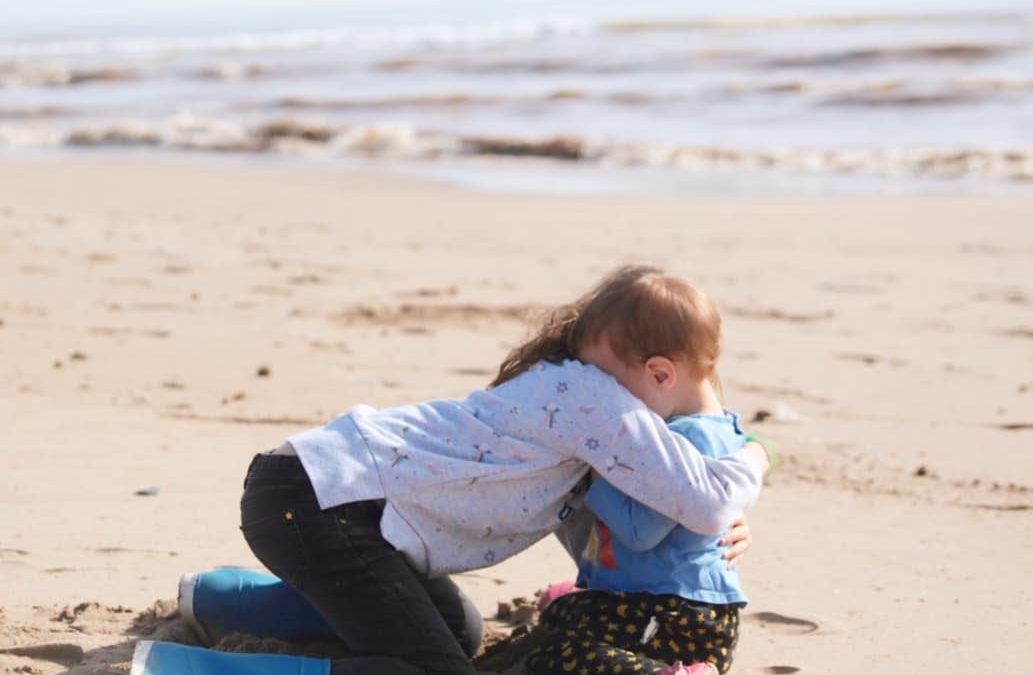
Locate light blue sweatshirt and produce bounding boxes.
[577,412,749,605]
[289,360,764,577]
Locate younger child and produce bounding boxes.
[527,279,757,675]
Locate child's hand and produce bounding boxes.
[720,516,752,569]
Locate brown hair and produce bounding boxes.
[490,264,721,387]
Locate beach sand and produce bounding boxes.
[0,156,1030,674]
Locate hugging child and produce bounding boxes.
[528,279,755,675]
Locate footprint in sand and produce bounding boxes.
[744,611,821,635]
[451,367,494,377]
[88,326,132,336]
[251,284,294,297]
[288,273,326,285]
[744,613,816,675]
[999,327,1033,341]
[836,352,907,368]
[396,286,459,299]
[726,306,834,323]
[818,282,884,296]
[0,548,28,566]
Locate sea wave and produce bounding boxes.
[724,76,1033,106]
[601,11,1031,32]
[1,60,313,88]
[192,63,278,81]
[375,51,751,75]
[0,65,137,88]
[374,55,629,74]
[370,41,1020,76]
[6,115,1029,183]
[0,19,591,60]
[262,77,1033,112]
[265,90,672,111]
[0,105,79,119]
[5,38,1023,91]
[761,42,1017,69]
[821,88,983,108]
[723,77,1033,95]
[272,93,509,110]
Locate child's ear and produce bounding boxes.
[644,356,677,389]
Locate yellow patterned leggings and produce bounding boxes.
[526,590,742,675]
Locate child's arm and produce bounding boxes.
[585,420,738,550]
[584,477,678,552]
[573,408,769,536]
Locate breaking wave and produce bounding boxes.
[0,105,79,119]
[761,43,1016,69]
[253,77,1033,112]
[0,65,137,88]
[9,115,1029,183]
[369,41,1022,76]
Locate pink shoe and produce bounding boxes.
[536,581,582,612]
[657,661,718,675]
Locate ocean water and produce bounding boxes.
[1,0,1031,192]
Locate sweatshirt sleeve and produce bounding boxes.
[571,403,763,535]
[584,478,678,552]
[549,365,760,533]
[517,360,762,536]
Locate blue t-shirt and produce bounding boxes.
[576,411,748,605]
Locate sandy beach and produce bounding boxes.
[1,155,1031,674]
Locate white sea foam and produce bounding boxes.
[15,115,1027,183]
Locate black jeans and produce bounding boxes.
[240,453,480,675]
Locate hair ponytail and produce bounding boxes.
[490,265,662,388]
[490,303,580,387]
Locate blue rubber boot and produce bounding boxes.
[131,640,329,675]
[179,568,335,644]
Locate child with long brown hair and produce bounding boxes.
[526,274,755,675]
[140,265,772,675]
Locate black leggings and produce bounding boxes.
[240,452,481,675]
[526,590,742,675]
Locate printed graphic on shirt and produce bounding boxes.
[390,447,409,466]
[605,455,634,473]
[543,402,561,428]
[584,519,617,570]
